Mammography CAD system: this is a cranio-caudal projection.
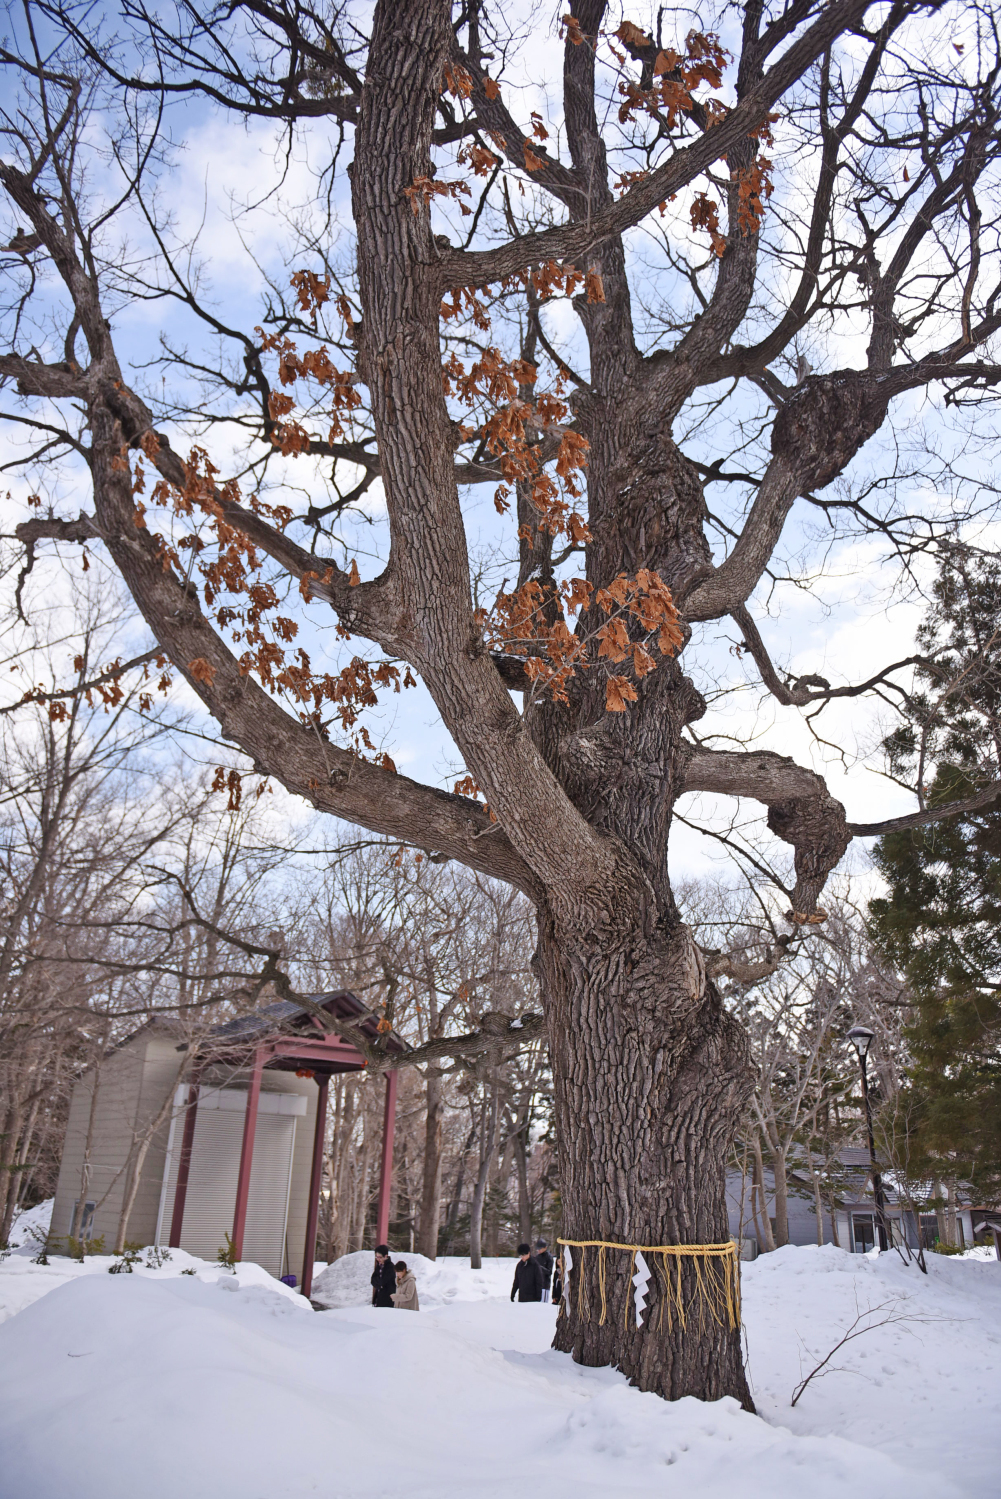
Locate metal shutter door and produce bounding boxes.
[175,1108,242,1262]
[242,1114,296,1276]
[160,1092,296,1276]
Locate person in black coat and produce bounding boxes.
[371,1244,396,1307]
[534,1238,554,1303]
[510,1243,544,1302]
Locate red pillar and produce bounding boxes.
[231,1049,263,1261]
[376,1069,398,1247]
[168,1076,200,1248]
[300,1075,329,1299]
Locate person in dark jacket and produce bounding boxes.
[510,1243,544,1302]
[534,1238,554,1303]
[371,1244,396,1307]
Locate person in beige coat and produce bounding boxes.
[391,1260,419,1311]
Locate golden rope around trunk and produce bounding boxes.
[557,1239,741,1333]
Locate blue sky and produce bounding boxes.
[3,0,993,903]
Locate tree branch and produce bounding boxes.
[848,781,1001,837]
[0,649,160,716]
[680,744,850,916]
[439,0,873,291]
[730,604,931,708]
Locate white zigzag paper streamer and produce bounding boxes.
[632,1250,651,1327]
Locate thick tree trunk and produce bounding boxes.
[71,1069,103,1244]
[417,1071,443,1260]
[751,1135,777,1253]
[542,915,755,1409]
[808,1150,825,1246]
[469,1086,498,1270]
[771,1145,789,1247]
[115,1140,148,1254]
[514,1122,531,1246]
[0,1100,24,1245]
[947,1178,959,1248]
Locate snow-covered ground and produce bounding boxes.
[1,1210,998,1498]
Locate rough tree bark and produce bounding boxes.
[512,1110,532,1247]
[545,919,755,1401]
[767,1140,790,1248]
[751,1135,778,1254]
[417,1069,444,1259]
[808,1151,825,1247]
[468,1082,499,1270]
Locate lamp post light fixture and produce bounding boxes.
[846,1025,890,1251]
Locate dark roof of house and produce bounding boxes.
[836,1147,874,1168]
[732,1146,985,1210]
[208,989,406,1053]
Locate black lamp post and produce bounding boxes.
[847,1025,890,1251]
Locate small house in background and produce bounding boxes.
[51,992,402,1297]
[727,1147,994,1257]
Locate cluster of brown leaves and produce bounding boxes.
[735,161,772,236]
[442,60,473,100]
[16,649,174,722]
[457,140,501,178]
[687,152,773,256]
[528,258,605,304]
[290,269,331,324]
[560,13,588,46]
[431,256,687,714]
[441,342,592,540]
[481,568,683,710]
[437,256,606,543]
[258,328,362,453]
[404,175,473,217]
[210,766,274,812]
[690,191,727,257]
[614,26,729,129]
[452,772,499,823]
[129,437,414,764]
[599,23,775,257]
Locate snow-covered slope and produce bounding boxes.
[0,1237,306,1328]
[743,1243,1001,1493]
[0,1242,997,1498]
[9,1195,53,1247]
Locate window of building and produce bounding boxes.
[71,1201,96,1239]
[851,1213,876,1253]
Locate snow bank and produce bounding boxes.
[957,1244,997,1261]
[9,1195,53,1247]
[742,1242,1001,1494]
[311,1250,514,1307]
[0,1240,306,1328]
[0,1242,997,1498]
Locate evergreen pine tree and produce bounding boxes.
[869,546,1001,1197]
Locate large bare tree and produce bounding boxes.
[4,0,1001,1404]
